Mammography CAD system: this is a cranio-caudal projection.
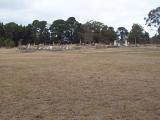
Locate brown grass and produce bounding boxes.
[0,47,160,120]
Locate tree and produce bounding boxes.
[158,27,160,35]
[50,19,67,44]
[0,23,5,37]
[4,22,19,45]
[145,7,160,37]
[128,24,147,44]
[77,23,84,44]
[42,27,51,44]
[106,27,117,43]
[66,17,80,43]
[83,20,104,44]
[117,27,128,41]
[145,7,160,30]
[82,21,117,44]
[91,21,104,43]
[83,21,94,44]
[144,31,150,43]
[16,25,26,44]
[0,37,15,47]
[101,25,108,43]
[145,7,160,43]
[31,20,50,44]
[38,21,47,43]
[32,20,40,44]
[24,24,35,44]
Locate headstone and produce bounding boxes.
[124,39,128,46]
[114,40,118,46]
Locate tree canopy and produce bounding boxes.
[145,7,160,28]
[128,24,149,44]
[117,27,128,41]
[145,6,160,43]
[0,14,156,47]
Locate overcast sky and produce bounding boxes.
[0,0,159,35]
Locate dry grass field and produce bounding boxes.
[0,47,160,120]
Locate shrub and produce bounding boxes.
[0,37,15,48]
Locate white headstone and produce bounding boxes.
[114,40,117,46]
[124,39,128,46]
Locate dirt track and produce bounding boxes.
[0,48,160,120]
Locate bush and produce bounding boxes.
[0,37,5,47]
[4,38,15,47]
[0,37,15,48]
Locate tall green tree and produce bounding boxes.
[101,26,117,44]
[83,21,94,44]
[66,17,81,43]
[145,6,160,42]
[0,23,5,37]
[39,21,47,43]
[83,20,104,43]
[4,22,19,45]
[105,27,117,43]
[50,19,67,44]
[145,7,160,30]
[83,21,117,44]
[117,27,128,41]
[0,37,15,47]
[91,21,104,43]
[43,27,51,44]
[144,31,150,43]
[101,25,109,43]
[24,24,35,44]
[128,24,147,44]
[16,25,26,44]
[32,20,40,44]
[76,23,84,44]
[31,20,50,44]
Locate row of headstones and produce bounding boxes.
[19,44,78,51]
[114,39,129,47]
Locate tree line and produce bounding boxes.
[0,6,159,47]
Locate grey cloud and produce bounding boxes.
[0,0,30,10]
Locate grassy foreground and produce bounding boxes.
[0,48,160,120]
